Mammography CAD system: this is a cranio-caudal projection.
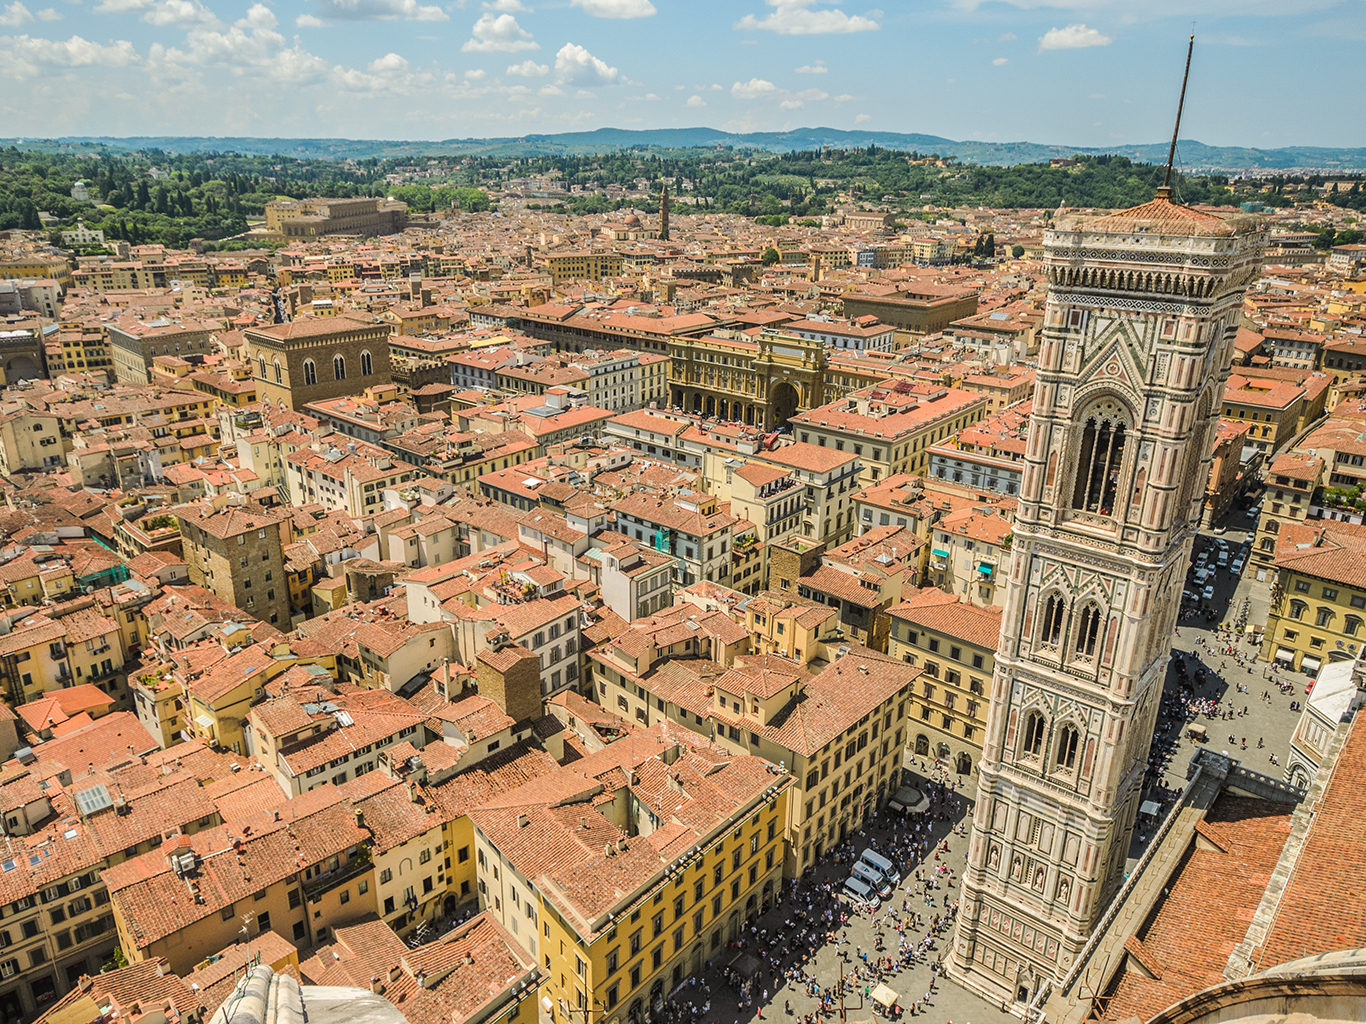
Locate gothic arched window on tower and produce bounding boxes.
[1075,604,1103,659]
[1072,409,1129,515]
[333,354,346,381]
[1039,594,1066,648]
[1022,712,1045,760]
[1055,725,1080,772]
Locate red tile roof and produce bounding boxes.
[1100,795,1294,1023]
[1255,715,1366,969]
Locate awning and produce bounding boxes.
[1301,656,1322,673]
[1139,800,1161,817]
[977,562,994,574]
[193,713,216,730]
[871,985,899,1008]
[888,785,930,814]
[1275,649,1295,664]
[932,548,949,558]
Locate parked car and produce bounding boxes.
[859,848,902,885]
[842,876,879,908]
[851,862,894,899]
[1202,585,1215,601]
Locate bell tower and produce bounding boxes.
[945,188,1265,1003]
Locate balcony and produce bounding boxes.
[303,850,371,902]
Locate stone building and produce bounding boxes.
[840,284,979,335]
[245,316,392,410]
[946,188,1266,1007]
[263,197,407,239]
[176,500,292,628]
[107,318,216,385]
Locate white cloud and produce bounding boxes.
[464,67,485,78]
[94,0,219,27]
[367,51,407,73]
[999,31,1015,41]
[832,92,852,100]
[461,12,537,51]
[538,82,563,95]
[992,56,1007,64]
[482,0,527,9]
[731,76,775,98]
[734,0,880,36]
[709,82,721,89]
[1,32,139,77]
[1038,23,1111,50]
[554,41,616,83]
[0,1,32,24]
[794,59,826,73]
[570,0,655,17]
[685,93,705,107]
[780,86,828,109]
[35,6,58,17]
[296,13,323,25]
[307,0,447,20]
[506,57,546,74]
[854,112,870,123]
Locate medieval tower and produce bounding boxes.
[945,186,1265,1005]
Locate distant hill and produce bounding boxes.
[6,128,1366,171]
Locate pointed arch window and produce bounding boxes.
[1072,407,1130,515]
[273,358,282,384]
[1022,712,1045,760]
[333,354,346,381]
[360,350,373,376]
[258,355,267,380]
[1075,604,1102,659]
[303,359,317,386]
[1039,594,1066,648]
[1055,725,1080,772]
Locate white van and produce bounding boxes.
[851,861,893,898]
[843,875,879,908]
[859,848,900,885]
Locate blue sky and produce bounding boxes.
[2,0,1364,148]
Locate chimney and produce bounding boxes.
[354,807,364,830]
[371,977,385,995]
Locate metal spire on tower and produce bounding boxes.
[1160,34,1195,197]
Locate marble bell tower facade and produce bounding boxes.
[946,189,1265,1006]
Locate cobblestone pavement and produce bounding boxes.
[682,768,1013,1024]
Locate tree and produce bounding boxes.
[984,233,996,258]
[761,246,780,265]
[1011,244,1025,258]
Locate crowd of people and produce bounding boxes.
[674,774,973,1024]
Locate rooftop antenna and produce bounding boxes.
[1160,34,1195,199]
